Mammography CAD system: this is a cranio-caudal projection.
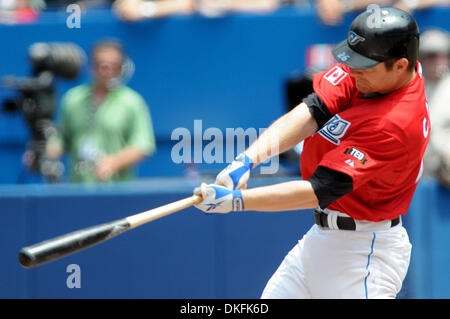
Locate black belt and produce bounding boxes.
[313,210,400,231]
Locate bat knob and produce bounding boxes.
[18,248,35,269]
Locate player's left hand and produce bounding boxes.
[194,183,244,213]
[215,153,253,190]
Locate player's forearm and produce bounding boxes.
[245,103,317,168]
[243,180,319,212]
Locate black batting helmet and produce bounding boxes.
[332,7,419,69]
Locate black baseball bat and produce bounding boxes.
[18,194,202,269]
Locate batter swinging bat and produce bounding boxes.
[18,194,202,269]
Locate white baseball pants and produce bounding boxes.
[261,222,412,299]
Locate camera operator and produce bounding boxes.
[45,39,156,183]
[2,42,86,183]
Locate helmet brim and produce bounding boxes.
[332,40,381,69]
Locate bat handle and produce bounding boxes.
[126,194,203,229]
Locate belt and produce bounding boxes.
[314,210,400,231]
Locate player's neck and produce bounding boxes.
[395,68,416,91]
[379,68,416,95]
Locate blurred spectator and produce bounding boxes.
[394,0,449,13]
[315,0,392,25]
[428,73,450,189]
[196,0,280,17]
[0,0,43,24]
[113,0,194,21]
[113,0,295,21]
[315,0,449,26]
[285,43,336,111]
[420,29,450,98]
[196,0,313,17]
[419,29,450,188]
[46,39,156,183]
[280,43,335,172]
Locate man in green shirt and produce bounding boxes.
[46,40,156,183]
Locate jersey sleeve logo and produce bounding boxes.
[319,114,351,145]
[344,147,368,165]
[324,66,348,86]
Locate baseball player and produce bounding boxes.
[194,7,429,298]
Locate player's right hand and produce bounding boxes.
[193,183,244,213]
[215,153,253,190]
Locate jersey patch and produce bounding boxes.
[344,147,368,164]
[324,66,348,86]
[319,114,351,145]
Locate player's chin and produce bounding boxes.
[355,82,373,94]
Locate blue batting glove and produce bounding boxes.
[194,183,244,213]
[215,153,253,190]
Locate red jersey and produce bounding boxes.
[301,62,430,222]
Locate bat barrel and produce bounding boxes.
[18,194,202,269]
[19,218,131,269]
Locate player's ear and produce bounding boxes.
[395,58,409,73]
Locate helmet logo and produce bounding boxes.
[348,31,365,46]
